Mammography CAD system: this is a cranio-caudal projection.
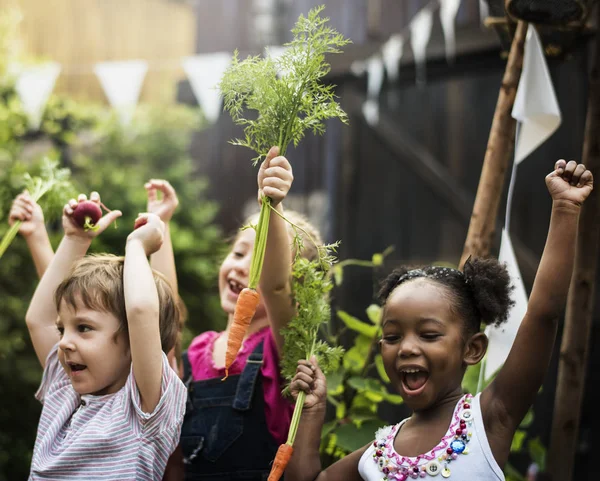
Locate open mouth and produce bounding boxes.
[67,362,87,374]
[227,278,245,295]
[400,368,429,396]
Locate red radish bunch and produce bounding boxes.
[134,217,148,230]
[72,201,102,231]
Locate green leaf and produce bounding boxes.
[337,310,378,337]
[510,430,527,452]
[333,420,387,452]
[528,437,546,471]
[519,408,534,429]
[504,463,526,481]
[366,304,382,325]
[374,354,390,383]
[321,419,338,438]
[326,370,345,396]
[343,345,366,373]
[371,253,383,266]
[333,264,343,285]
[384,393,404,405]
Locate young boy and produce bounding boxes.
[25,192,186,480]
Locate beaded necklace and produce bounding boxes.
[372,393,474,479]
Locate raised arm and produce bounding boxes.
[9,191,54,278]
[258,146,295,354]
[146,179,179,294]
[285,358,366,481]
[484,160,594,430]
[25,192,122,367]
[124,213,166,413]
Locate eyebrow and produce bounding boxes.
[382,317,445,328]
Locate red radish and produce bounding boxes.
[72,201,102,231]
[134,217,148,230]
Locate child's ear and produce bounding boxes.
[463,332,488,366]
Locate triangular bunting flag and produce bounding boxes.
[182,53,231,124]
[409,8,434,85]
[382,35,404,82]
[15,62,61,130]
[94,60,148,127]
[484,229,529,380]
[440,0,462,63]
[512,25,561,164]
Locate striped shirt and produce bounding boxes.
[29,343,186,480]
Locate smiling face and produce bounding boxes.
[380,278,477,411]
[218,228,267,319]
[57,297,131,396]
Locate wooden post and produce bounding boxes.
[547,9,600,480]
[459,21,528,268]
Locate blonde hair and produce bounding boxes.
[242,209,323,262]
[54,254,179,353]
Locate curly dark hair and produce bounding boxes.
[377,257,515,335]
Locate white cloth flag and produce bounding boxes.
[94,60,148,127]
[182,53,231,124]
[484,230,529,380]
[483,25,562,382]
[362,56,384,127]
[382,34,404,82]
[15,62,61,130]
[479,0,489,26]
[512,25,561,164]
[440,0,462,63]
[409,8,434,84]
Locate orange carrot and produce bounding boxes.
[223,287,260,379]
[267,443,294,481]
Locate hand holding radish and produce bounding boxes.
[9,191,45,238]
[127,213,165,256]
[290,357,327,412]
[257,146,294,207]
[63,192,122,239]
[145,179,179,222]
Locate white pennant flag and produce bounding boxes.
[94,60,147,127]
[479,0,489,26]
[484,229,529,380]
[382,34,404,82]
[366,55,385,99]
[182,53,231,124]
[512,25,561,164]
[410,8,434,85]
[15,62,61,130]
[440,0,462,63]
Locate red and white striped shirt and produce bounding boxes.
[30,344,186,480]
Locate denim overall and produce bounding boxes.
[180,341,281,480]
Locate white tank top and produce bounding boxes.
[358,393,505,480]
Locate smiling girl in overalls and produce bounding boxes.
[179,147,323,480]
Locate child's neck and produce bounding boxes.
[409,388,465,424]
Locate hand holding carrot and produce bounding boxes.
[63,192,122,239]
[9,191,45,238]
[257,146,294,207]
[145,179,179,222]
[290,357,327,412]
[127,213,165,256]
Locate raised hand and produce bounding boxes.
[9,191,45,238]
[290,357,327,411]
[546,160,594,207]
[145,179,179,223]
[63,192,122,239]
[128,213,165,256]
[257,146,294,207]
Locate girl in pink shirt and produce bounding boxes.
[166,147,324,481]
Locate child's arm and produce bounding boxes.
[285,358,366,481]
[25,193,122,368]
[9,191,54,278]
[483,161,594,434]
[124,213,166,413]
[146,179,179,294]
[258,146,295,353]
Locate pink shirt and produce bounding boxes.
[30,343,187,480]
[186,327,293,444]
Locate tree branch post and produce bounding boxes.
[459,20,528,268]
[547,8,600,480]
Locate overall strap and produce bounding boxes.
[232,340,265,411]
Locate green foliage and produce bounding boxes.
[219,5,350,162]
